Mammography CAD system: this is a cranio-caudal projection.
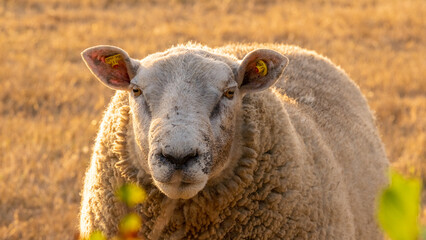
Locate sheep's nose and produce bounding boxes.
[160,151,199,168]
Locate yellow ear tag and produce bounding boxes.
[105,54,123,68]
[255,60,268,76]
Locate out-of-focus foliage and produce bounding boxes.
[116,184,146,239]
[85,184,146,239]
[119,213,142,239]
[88,231,107,240]
[422,227,426,240]
[378,171,422,240]
[116,183,147,208]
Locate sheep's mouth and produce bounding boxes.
[149,149,210,199]
[154,178,207,199]
[180,179,199,185]
[164,179,203,188]
[156,177,199,185]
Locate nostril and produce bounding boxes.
[159,151,199,166]
[159,152,177,164]
[161,152,173,160]
[182,152,198,163]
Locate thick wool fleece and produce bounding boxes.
[79,44,388,239]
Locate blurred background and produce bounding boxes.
[0,0,424,239]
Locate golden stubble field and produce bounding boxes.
[0,0,425,239]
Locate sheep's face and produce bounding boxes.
[82,45,288,199]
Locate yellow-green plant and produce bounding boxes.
[119,213,142,239]
[116,183,146,239]
[88,231,106,240]
[85,183,146,240]
[116,183,147,208]
[377,171,422,240]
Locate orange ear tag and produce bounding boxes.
[255,60,268,76]
[105,54,123,68]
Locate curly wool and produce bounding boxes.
[80,44,388,240]
[107,92,310,239]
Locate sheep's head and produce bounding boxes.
[82,45,288,199]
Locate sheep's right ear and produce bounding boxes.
[236,49,288,95]
[81,45,140,91]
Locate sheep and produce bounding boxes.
[79,43,389,239]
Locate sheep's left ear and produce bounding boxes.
[81,45,140,91]
[236,49,288,94]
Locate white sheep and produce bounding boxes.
[79,43,389,239]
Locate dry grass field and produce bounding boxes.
[0,0,425,239]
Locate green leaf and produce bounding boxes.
[421,226,426,240]
[377,170,422,240]
[89,230,106,240]
[119,213,142,235]
[116,183,147,207]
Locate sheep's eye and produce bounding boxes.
[132,87,142,97]
[224,88,235,99]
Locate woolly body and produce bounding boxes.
[80,43,388,239]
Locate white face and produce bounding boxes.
[129,52,240,199]
[82,45,288,199]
